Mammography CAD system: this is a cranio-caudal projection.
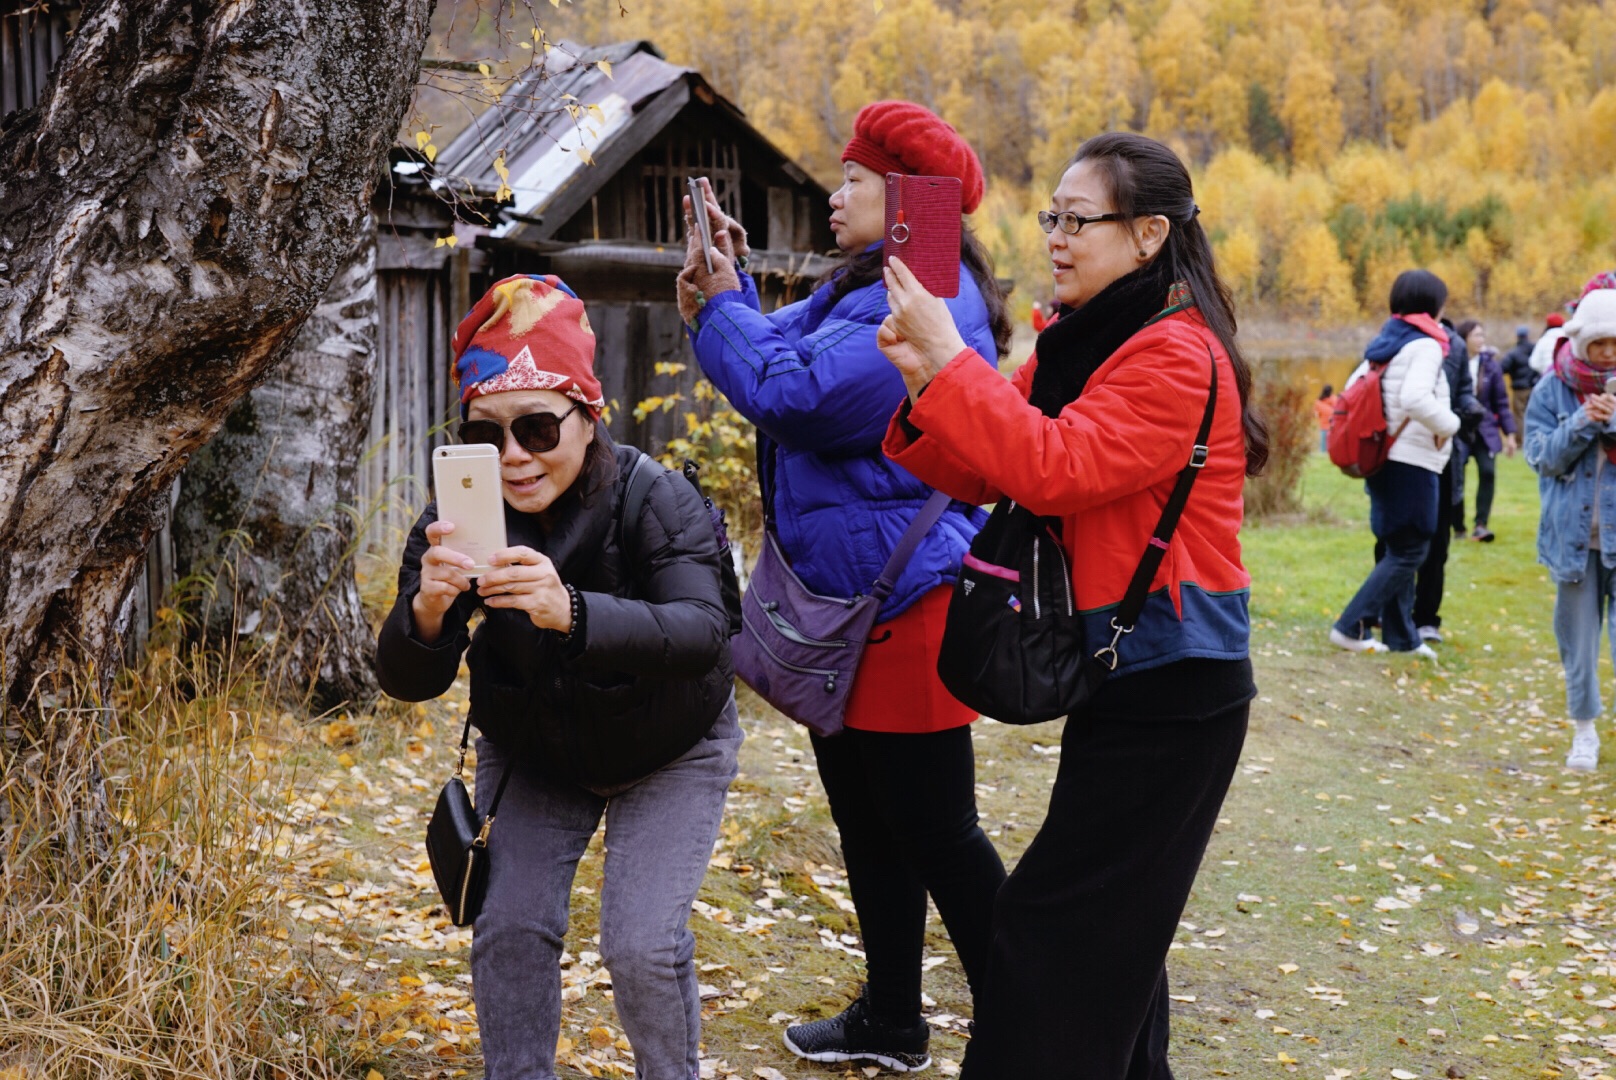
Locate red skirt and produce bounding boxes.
[842,586,978,733]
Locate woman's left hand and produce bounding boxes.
[878,256,968,400]
[1503,432,1519,457]
[478,547,573,633]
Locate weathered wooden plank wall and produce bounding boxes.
[0,0,72,120]
[361,265,461,555]
[591,301,705,455]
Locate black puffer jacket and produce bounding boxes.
[376,431,734,789]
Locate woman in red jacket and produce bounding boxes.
[877,132,1266,1078]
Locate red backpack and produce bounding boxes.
[1327,361,1411,478]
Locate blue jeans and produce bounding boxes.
[1554,550,1616,721]
[470,697,742,1080]
[1336,460,1439,651]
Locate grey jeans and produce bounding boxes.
[1554,550,1616,721]
[471,696,742,1080]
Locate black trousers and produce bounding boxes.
[811,725,1007,1022]
[960,704,1249,1080]
[1374,458,1457,629]
[1467,448,1497,529]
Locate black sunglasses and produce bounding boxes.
[1037,210,1130,236]
[459,403,584,454]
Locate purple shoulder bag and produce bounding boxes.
[733,489,953,737]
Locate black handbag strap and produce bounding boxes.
[455,709,515,840]
[1093,343,1219,670]
[871,489,954,601]
[619,451,658,559]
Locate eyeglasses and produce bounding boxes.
[459,403,584,454]
[1037,210,1129,236]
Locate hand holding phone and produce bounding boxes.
[1588,382,1616,425]
[688,176,715,274]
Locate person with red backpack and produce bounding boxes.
[1331,270,1460,656]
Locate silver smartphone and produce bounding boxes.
[688,176,715,274]
[1604,376,1616,397]
[431,444,507,578]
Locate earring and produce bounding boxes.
[1138,249,1147,258]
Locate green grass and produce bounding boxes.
[1156,453,1616,1080]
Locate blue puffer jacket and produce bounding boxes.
[1524,373,1616,583]
[690,259,997,622]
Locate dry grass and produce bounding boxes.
[0,617,362,1080]
[1244,359,1315,519]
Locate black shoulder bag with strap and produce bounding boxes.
[426,711,515,926]
[936,344,1219,725]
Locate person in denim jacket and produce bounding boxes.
[1525,283,1616,770]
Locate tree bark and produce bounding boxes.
[0,0,434,709]
[170,221,381,710]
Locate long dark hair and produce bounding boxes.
[815,222,1015,362]
[1067,133,1270,476]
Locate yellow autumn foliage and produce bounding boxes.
[435,0,1616,321]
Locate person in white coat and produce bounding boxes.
[1529,312,1567,376]
[1332,270,1461,656]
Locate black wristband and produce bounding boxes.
[558,583,585,652]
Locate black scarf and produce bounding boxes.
[1027,258,1177,417]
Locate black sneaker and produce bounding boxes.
[783,988,931,1072]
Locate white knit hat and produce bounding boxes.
[1567,289,1616,360]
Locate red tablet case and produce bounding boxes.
[883,174,962,299]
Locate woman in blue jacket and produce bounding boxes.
[1526,282,1616,772]
[676,101,1011,1072]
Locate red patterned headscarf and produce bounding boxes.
[451,275,603,417]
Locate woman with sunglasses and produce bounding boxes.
[876,133,1265,1077]
[376,274,739,1080]
[676,101,1011,1072]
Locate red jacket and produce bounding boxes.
[883,308,1250,675]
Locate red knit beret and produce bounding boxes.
[841,101,985,214]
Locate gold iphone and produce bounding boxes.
[431,444,508,577]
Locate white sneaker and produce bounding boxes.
[1331,628,1389,653]
[1567,729,1600,771]
[1411,644,1439,661]
[1417,625,1443,643]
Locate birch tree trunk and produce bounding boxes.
[170,221,381,710]
[0,0,433,710]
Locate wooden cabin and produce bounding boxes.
[362,38,837,546]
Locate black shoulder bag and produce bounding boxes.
[936,345,1219,724]
[426,711,515,926]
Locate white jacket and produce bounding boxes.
[1345,336,1460,473]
